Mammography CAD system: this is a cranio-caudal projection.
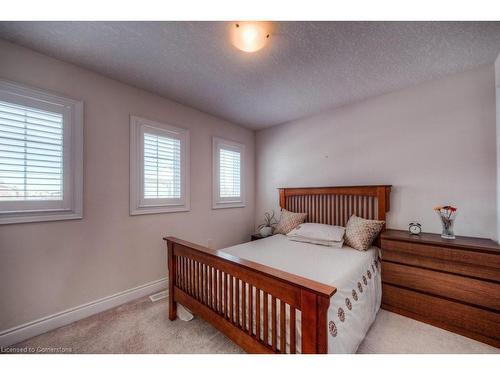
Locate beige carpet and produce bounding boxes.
[10,296,499,354]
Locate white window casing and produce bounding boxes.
[130,116,190,215]
[212,136,245,209]
[0,80,83,224]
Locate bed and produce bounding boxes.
[164,185,391,353]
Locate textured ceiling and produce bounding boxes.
[0,22,499,129]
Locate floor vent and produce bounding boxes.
[149,290,168,302]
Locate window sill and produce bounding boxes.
[0,211,83,225]
[212,202,246,210]
[130,205,190,216]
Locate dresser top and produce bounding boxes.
[381,229,500,255]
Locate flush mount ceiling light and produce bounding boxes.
[230,21,271,53]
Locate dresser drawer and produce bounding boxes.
[382,284,500,345]
[382,239,500,269]
[381,248,500,282]
[381,261,500,310]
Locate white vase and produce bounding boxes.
[259,226,273,237]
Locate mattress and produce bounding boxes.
[221,234,382,354]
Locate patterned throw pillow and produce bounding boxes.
[344,215,385,251]
[274,209,307,235]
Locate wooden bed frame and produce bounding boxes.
[164,185,391,353]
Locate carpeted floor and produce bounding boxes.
[10,295,499,354]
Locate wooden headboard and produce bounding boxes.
[279,185,391,226]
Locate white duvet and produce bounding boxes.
[220,234,382,354]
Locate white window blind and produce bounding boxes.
[219,148,241,198]
[143,132,181,199]
[0,100,64,202]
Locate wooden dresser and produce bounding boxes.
[380,229,500,348]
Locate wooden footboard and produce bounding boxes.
[164,236,336,354]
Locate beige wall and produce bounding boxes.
[256,65,497,240]
[0,40,255,330]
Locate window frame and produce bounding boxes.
[0,80,83,225]
[130,116,190,215]
[212,136,245,209]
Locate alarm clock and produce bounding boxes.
[409,222,422,235]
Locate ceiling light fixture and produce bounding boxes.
[230,22,271,53]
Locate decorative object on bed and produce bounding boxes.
[408,222,422,235]
[164,185,391,354]
[273,208,307,234]
[257,210,278,237]
[433,205,457,239]
[380,229,500,348]
[344,215,385,251]
[287,223,345,247]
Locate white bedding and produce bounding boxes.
[221,234,382,354]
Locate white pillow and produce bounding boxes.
[286,223,345,242]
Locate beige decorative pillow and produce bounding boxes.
[274,209,307,235]
[344,215,385,251]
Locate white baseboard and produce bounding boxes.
[0,277,168,347]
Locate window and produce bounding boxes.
[212,137,245,209]
[0,80,83,224]
[130,116,189,215]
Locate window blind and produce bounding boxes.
[143,132,181,199]
[219,148,241,198]
[0,100,64,201]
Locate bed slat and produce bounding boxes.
[256,288,261,339]
[280,300,286,353]
[263,291,269,345]
[242,282,247,330]
[272,296,277,351]
[226,272,229,315]
[290,307,296,354]
[248,285,253,334]
[229,275,233,322]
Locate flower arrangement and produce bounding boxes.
[257,210,278,237]
[433,205,457,239]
